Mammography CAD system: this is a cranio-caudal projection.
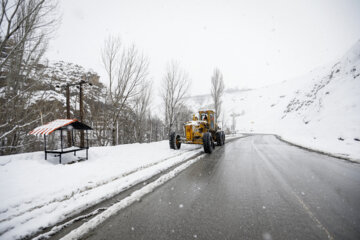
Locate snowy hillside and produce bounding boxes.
[186,40,360,160]
[0,60,104,155]
[38,61,104,112]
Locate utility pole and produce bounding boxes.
[79,79,85,148]
[230,112,240,132]
[78,77,92,148]
[66,85,71,148]
[57,76,92,148]
[229,110,245,133]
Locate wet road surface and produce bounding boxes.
[82,135,360,240]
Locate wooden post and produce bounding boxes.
[66,85,72,147]
[80,82,84,148]
[60,129,63,164]
[72,129,75,146]
[44,135,47,160]
[60,129,63,151]
[86,130,89,148]
[72,129,76,156]
[86,130,89,160]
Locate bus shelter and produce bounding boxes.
[29,119,92,164]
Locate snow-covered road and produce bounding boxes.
[1,134,358,239]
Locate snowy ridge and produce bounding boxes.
[28,60,104,120]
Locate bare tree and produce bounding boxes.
[0,0,59,70]
[0,0,59,154]
[161,61,190,135]
[87,81,113,146]
[133,80,152,143]
[101,36,149,145]
[211,68,225,120]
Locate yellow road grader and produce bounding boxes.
[169,110,225,153]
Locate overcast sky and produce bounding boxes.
[46,0,360,96]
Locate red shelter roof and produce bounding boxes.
[29,119,78,136]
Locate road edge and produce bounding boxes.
[274,135,360,164]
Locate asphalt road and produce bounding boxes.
[82,135,360,240]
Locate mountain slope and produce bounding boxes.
[186,40,360,160]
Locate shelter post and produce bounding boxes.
[44,135,47,160]
[86,130,89,159]
[60,129,63,151]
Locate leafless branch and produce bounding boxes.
[161,61,191,135]
[211,68,225,119]
[101,36,150,145]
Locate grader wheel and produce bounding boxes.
[203,132,214,153]
[169,132,181,150]
[216,131,223,146]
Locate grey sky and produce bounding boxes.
[47,0,360,95]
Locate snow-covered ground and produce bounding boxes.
[0,135,241,240]
[0,141,201,239]
[187,40,360,161]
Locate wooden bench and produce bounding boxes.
[45,146,89,164]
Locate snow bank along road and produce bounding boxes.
[66,135,360,240]
[0,141,207,240]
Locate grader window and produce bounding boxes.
[210,113,214,129]
[201,113,208,121]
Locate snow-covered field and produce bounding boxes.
[0,135,240,240]
[187,40,360,161]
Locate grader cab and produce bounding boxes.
[169,110,225,153]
